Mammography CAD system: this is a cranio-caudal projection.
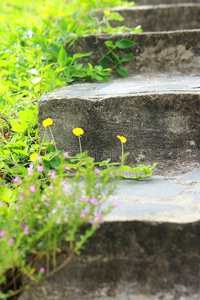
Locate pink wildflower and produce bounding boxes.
[23,226,30,235]
[81,209,89,218]
[4,183,8,187]
[90,198,98,205]
[44,199,50,206]
[109,172,115,178]
[27,164,34,176]
[0,230,6,237]
[51,170,57,179]
[82,196,90,202]
[90,220,96,226]
[13,175,22,184]
[40,267,45,273]
[63,152,69,157]
[94,168,100,175]
[37,155,42,162]
[95,214,103,222]
[62,181,68,190]
[37,165,44,172]
[0,201,3,207]
[114,202,119,208]
[64,166,70,171]
[9,237,14,247]
[19,195,24,202]
[29,185,36,193]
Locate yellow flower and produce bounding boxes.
[42,12,49,18]
[117,135,127,143]
[103,10,110,15]
[43,118,53,127]
[72,128,84,136]
[57,11,64,17]
[30,152,38,162]
[48,39,52,43]
[0,15,6,21]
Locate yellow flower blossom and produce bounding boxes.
[57,11,64,17]
[103,10,110,15]
[30,152,38,162]
[43,118,53,127]
[72,128,84,136]
[117,135,127,143]
[0,15,6,21]
[42,12,49,18]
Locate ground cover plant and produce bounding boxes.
[0,0,156,298]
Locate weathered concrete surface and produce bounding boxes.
[19,221,200,300]
[67,30,200,75]
[95,4,200,32]
[136,0,200,4]
[38,76,200,170]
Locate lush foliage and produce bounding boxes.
[0,149,120,299]
[0,0,142,179]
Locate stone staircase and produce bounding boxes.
[21,1,200,299]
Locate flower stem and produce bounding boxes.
[49,126,57,152]
[121,142,124,164]
[78,135,82,153]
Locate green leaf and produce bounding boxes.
[116,67,129,77]
[30,77,42,85]
[105,41,114,48]
[10,120,22,132]
[58,47,68,67]
[121,54,133,63]
[116,39,136,49]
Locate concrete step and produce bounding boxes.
[95,4,200,32]
[135,0,200,4]
[18,168,200,299]
[38,75,200,173]
[67,30,200,76]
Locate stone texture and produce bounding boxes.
[18,221,200,300]
[95,4,200,32]
[136,0,200,4]
[67,30,200,75]
[38,76,200,169]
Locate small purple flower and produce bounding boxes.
[90,198,98,205]
[94,168,100,175]
[37,155,42,162]
[51,170,57,179]
[64,166,70,171]
[62,181,68,190]
[82,196,90,202]
[40,267,45,273]
[27,164,34,176]
[37,165,44,172]
[4,183,8,187]
[29,185,36,193]
[44,199,50,206]
[90,220,96,226]
[81,209,89,218]
[19,195,24,202]
[13,175,22,184]
[28,258,33,264]
[0,230,6,237]
[9,237,14,247]
[114,202,119,208]
[0,201,3,207]
[95,214,103,222]
[63,152,69,157]
[23,226,30,235]
[109,172,115,178]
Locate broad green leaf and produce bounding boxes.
[116,39,136,49]
[31,77,42,85]
[121,54,133,62]
[116,66,129,77]
[105,41,114,48]
[10,120,22,132]
[58,47,68,67]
